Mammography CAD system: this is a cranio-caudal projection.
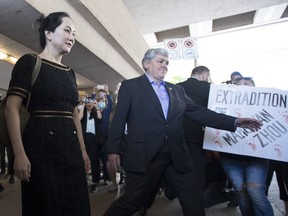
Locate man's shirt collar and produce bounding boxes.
[145,72,165,86]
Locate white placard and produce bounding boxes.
[203,84,288,162]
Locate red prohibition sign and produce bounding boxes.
[167,41,177,49]
[184,39,194,48]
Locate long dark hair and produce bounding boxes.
[36,12,70,49]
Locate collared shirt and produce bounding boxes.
[86,111,96,134]
[145,73,170,119]
[191,76,200,80]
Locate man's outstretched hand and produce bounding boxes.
[235,118,263,132]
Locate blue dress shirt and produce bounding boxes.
[145,73,170,119]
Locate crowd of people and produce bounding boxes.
[1,11,287,216]
[77,84,122,193]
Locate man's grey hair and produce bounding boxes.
[142,48,169,71]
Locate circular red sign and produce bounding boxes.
[184,39,194,48]
[167,41,177,49]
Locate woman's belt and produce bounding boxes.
[30,110,73,118]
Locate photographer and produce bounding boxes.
[79,97,102,193]
[96,86,114,184]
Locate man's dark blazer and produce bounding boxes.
[178,77,211,146]
[107,74,236,174]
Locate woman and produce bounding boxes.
[79,97,102,193]
[5,12,91,216]
[220,77,274,216]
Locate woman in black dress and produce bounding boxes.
[5,12,91,216]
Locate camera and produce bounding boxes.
[96,85,105,90]
[83,98,94,103]
[83,98,88,103]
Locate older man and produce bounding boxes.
[103,48,262,216]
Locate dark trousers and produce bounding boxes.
[187,143,206,190]
[99,142,110,181]
[0,145,6,173]
[84,133,100,183]
[204,181,227,208]
[266,159,288,201]
[141,177,164,210]
[103,152,205,216]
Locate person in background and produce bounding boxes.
[266,160,288,216]
[242,77,288,216]
[96,85,114,187]
[0,95,10,182]
[0,145,14,184]
[5,145,14,183]
[177,65,211,191]
[79,97,102,193]
[219,76,274,216]
[77,94,88,112]
[241,77,255,86]
[230,71,243,84]
[222,71,243,85]
[108,82,126,192]
[91,85,98,100]
[88,84,117,190]
[177,65,238,208]
[204,151,238,208]
[103,48,262,216]
[5,12,91,215]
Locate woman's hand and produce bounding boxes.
[82,150,91,175]
[14,152,31,182]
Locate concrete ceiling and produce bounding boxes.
[0,0,288,93]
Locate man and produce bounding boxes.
[178,66,238,208]
[104,48,262,216]
[177,65,211,190]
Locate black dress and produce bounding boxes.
[7,54,91,216]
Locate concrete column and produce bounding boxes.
[25,0,149,79]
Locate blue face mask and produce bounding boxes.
[98,102,106,110]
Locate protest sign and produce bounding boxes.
[203,84,288,162]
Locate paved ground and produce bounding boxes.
[0,173,285,216]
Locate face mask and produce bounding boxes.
[98,102,106,110]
